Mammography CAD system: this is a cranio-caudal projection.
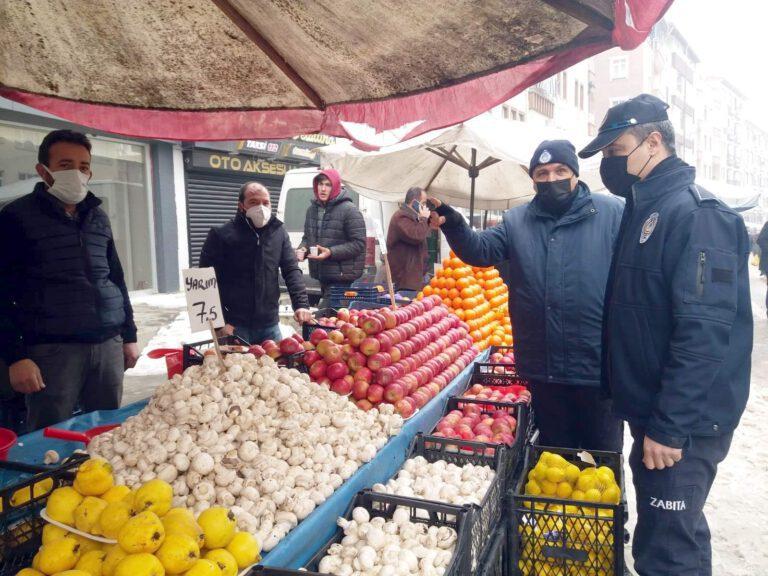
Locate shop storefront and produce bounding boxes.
[0,120,158,291]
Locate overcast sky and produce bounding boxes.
[665,0,767,130]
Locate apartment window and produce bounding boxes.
[579,85,585,110]
[610,57,628,80]
[529,92,554,118]
[609,97,628,107]
[502,105,510,119]
[563,72,568,99]
[519,112,526,122]
[574,81,579,107]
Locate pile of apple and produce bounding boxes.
[432,402,518,446]
[247,332,307,361]
[303,296,479,418]
[461,383,531,404]
[489,348,515,366]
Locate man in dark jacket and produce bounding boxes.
[429,140,624,451]
[296,169,366,307]
[0,129,138,431]
[386,187,431,292]
[200,182,310,344]
[580,94,753,576]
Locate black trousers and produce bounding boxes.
[529,381,624,452]
[318,282,352,309]
[629,426,733,576]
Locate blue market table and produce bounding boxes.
[3,352,485,569]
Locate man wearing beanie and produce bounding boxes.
[428,140,625,451]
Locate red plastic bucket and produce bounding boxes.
[0,427,17,460]
[147,348,184,379]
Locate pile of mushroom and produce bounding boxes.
[88,353,403,551]
[317,506,458,576]
[371,456,494,507]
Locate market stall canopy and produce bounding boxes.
[696,178,761,213]
[317,114,603,212]
[0,0,672,147]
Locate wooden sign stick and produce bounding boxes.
[208,318,225,367]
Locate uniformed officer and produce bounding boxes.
[580,94,753,576]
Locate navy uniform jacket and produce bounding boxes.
[437,183,624,386]
[605,157,753,448]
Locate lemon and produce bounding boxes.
[38,537,82,575]
[74,459,114,497]
[584,488,602,503]
[12,478,55,506]
[527,469,536,481]
[16,569,45,576]
[42,523,70,545]
[75,497,108,535]
[225,532,260,569]
[118,511,165,554]
[555,482,573,499]
[571,489,586,501]
[101,546,128,576]
[565,464,580,485]
[99,501,134,539]
[156,534,200,574]
[539,480,558,496]
[162,510,204,550]
[75,550,107,576]
[53,571,92,576]
[196,508,236,549]
[548,454,569,470]
[601,484,621,504]
[580,466,597,477]
[597,465,615,481]
[576,474,597,492]
[532,462,549,482]
[114,554,165,576]
[545,467,565,483]
[32,553,42,571]
[102,487,132,505]
[525,479,542,496]
[203,550,236,576]
[183,560,221,576]
[47,487,84,526]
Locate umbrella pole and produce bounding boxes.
[469,148,477,228]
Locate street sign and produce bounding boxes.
[182,268,225,333]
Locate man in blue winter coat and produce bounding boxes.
[580,94,753,576]
[429,140,624,451]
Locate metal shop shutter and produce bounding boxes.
[185,171,281,266]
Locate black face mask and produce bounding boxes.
[599,137,652,199]
[535,178,576,216]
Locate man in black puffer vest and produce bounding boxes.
[0,130,138,431]
[296,169,366,308]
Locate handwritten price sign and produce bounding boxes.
[182,268,225,332]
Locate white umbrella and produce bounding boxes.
[318,114,603,223]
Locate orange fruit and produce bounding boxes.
[445,278,456,290]
[422,285,433,296]
[450,258,463,269]
[452,297,463,309]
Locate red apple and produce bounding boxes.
[279,337,302,356]
[354,367,373,382]
[367,384,385,404]
[326,361,349,381]
[367,352,391,372]
[356,399,374,411]
[394,399,415,418]
[248,344,265,358]
[331,378,353,395]
[360,337,381,357]
[384,383,405,403]
[348,351,367,372]
[348,327,366,347]
[380,309,397,330]
[309,329,329,346]
[263,341,281,359]
[309,360,327,379]
[337,308,351,322]
[303,350,321,366]
[327,330,344,345]
[361,316,383,335]
[352,379,370,400]
[316,376,332,388]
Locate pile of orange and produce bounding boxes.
[419,252,512,350]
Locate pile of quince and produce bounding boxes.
[516,451,621,576]
[15,458,260,576]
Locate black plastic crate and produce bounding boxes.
[433,397,532,486]
[477,522,506,576]
[0,454,88,572]
[509,445,626,576]
[472,362,528,386]
[391,434,504,571]
[488,345,515,358]
[182,334,250,370]
[248,491,472,575]
[302,308,338,341]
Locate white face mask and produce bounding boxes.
[43,166,90,205]
[246,204,271,228]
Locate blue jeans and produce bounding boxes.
[233,323,282,345]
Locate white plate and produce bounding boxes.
[40,509,117,544]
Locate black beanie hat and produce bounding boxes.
[529,140,579,177]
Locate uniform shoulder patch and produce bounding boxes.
[639,212,659,244]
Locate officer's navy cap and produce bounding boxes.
[578,93,670,158]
